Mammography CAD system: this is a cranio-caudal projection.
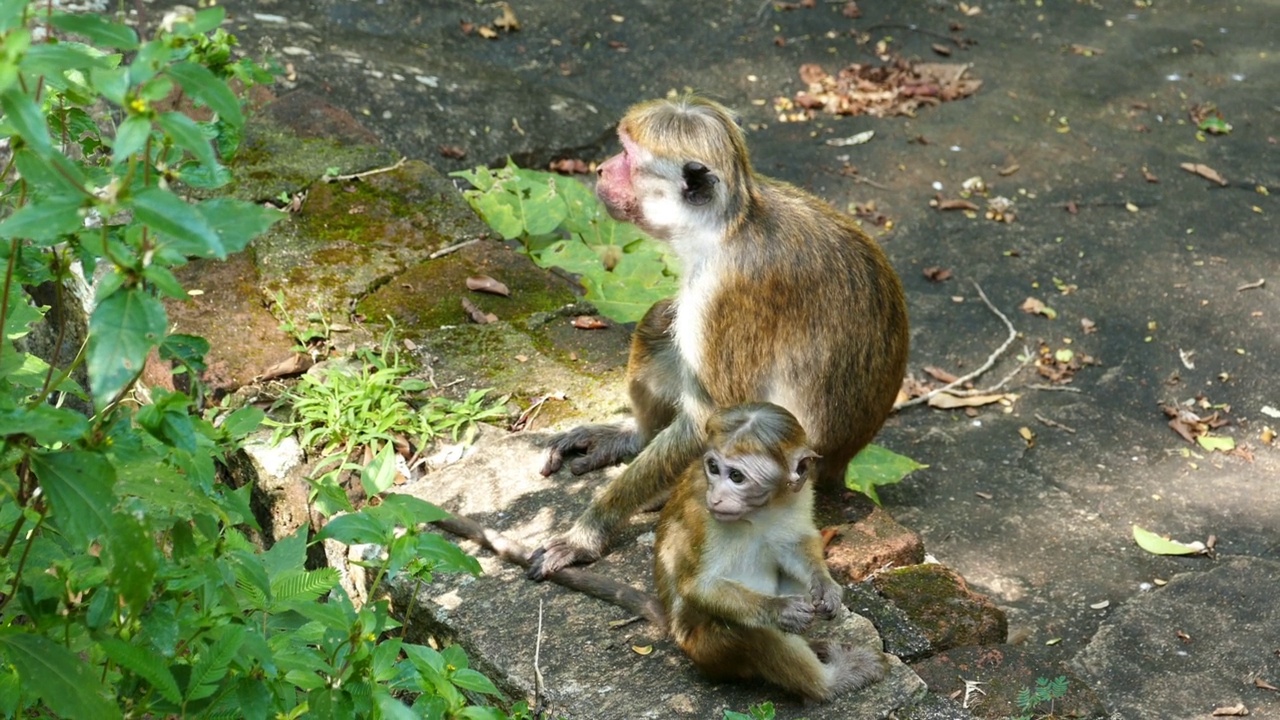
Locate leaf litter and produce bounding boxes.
[777,58,982,121]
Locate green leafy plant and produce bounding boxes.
[1015,675,1069,720]
[845,442,928,504]
[0,3,520,717]
[452,161,679,323]
[724,701,789,720]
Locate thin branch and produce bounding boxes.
[943,346,1031,396]
[895,281,1018,409]
[1035,413,1077,434]
[324,157,407,183]
[533,599,546,719]
[1028,384,1082,393]
[429,238,481,259]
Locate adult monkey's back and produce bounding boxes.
[528,96,909,579]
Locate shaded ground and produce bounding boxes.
[166,0,1279,715]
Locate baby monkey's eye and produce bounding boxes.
[705,458,720,476]
[728,469,746,484]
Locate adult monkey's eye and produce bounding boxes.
[728,469,745,484]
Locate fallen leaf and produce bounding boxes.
[1090,600,1110,610]
[1236,278,1265,291]
[786,58,982,121]
[1018,426,1035,447]
[1196,433,1235,452]
[493,2,520,31]
[923,365,960,383]
[931,43,953,56]
[477,25,499,39]
[997,163,1020,176]
[1180,162,1228,186]
[975,491,993,500]
[1069,44,1105,56]
[923,266,954,282]
[438,144,467,160]
[1080,317,1097,334]
[819,527,839,547]
[927,392,1008,409]
[1142,167,1159,183]
[572,315,609,330]
[841,1,861,18]
[631,645,654,656]
[1132,525,1207,556]
[1176,630,1192,643]
[466,275,510,297]
[1125,201,1140,212]
[1020,297,1057,319]
[1211,703,1248,717]
[1262,427,1276,445]
[935,198,980,211]
[1255,678,1278,692]
[258,353,315,381]
[462,298,498,324]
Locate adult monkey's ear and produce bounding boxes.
[681,161,719,206]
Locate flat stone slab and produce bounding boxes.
[394,428,926,718]
[1073,556,1280,719]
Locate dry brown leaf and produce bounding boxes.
[975,491,993,500]
[927,392,1008,409]
[788,58,982,120]
[258,353,314,381]
[935,198,980,211]
[931,43,953,57]
[1180,162,1227,186]
[572,315,609,330]
[493,2,520,31]
[997,163,1020,176]
[1255,678,1278,692]
[1069,44,1104,56]
[1142,167,1159,183]
[1080,317,1097,334]
[1211,704,1248,717]
[466,275,510,297]
[841,1,861,18]
[1020,297,1056,319]
[462,298,497,324]
[923,365,960,383]
[438,145,467,160]
[477,25,499,39]
[923,266,953,283]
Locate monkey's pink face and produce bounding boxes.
[595,130,645,226]
[703,453,776,523]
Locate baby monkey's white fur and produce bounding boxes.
[655,404,888,702]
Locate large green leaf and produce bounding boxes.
[845,443,927,504]
[360,442,398,496]
[112,115,152,167]
[0,634,120,719]
[315,512,387,545]
[49,12,139,49]
[195,198,283,255]
[28,450,116,547]
[107,509,159,612]
[87,286,167,405]
[165,61,243,125]
[128,186,223,257]
[97,638,181,704]
[156,111,217,169]
[0,86,52,155]
[0,196,85,244]
[0,405,89,445]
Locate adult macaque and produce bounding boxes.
[656,403,888,700]
[530,95,909,579]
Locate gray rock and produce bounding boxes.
[1074,557,1280,720]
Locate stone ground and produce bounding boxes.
[154,0,1280,717]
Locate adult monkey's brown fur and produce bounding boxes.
[529,95,909,579]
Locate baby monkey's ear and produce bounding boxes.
[788,451,821,492]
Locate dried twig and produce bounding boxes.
[1028,384,1083,393]
[323,156,407,182]
[533,599,546,718]
[895,281,1018,409]
[1035,413,1077,434]
[943,346,1031,397]
[429,238,481,259]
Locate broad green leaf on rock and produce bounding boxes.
[165,61,243,125]
[361,442,399,496]
[0,634,120,720]
[129,187,226,257]
[29,450,116,547]
[0,87,52,155]
[1132,524,1206,555]
[1195,433,1235,452]
[196,198,283,255]
[527,236,605,277]
[156,111,218,169]
[0,405,89,445]
[87,287,167,405]
[112,115,152,167]
[49,12,139,49]
[845,444,927,504]
[0,196,85,244]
